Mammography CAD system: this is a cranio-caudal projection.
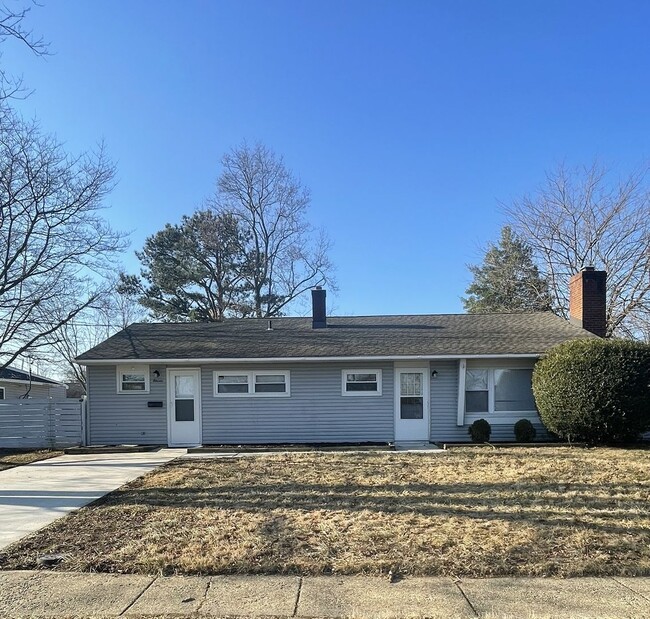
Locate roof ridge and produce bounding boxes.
[127,310,557,326]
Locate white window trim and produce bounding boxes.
[214,370,251,397]
[0,386,5,400]
[459,365,538,425]
[116,364,150,394]
[213,370,290,398]
[341,369,383,396]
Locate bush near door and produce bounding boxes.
[468,418,491,443]
[514,419,537,442]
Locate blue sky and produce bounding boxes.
[5,0,650,315]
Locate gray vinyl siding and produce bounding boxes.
[0,382,66,399]
[430,357,549,443]
[429,360,464,442]
[86,357,549,446]
[201,362,394,444]
[87,364,168,445]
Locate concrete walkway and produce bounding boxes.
[0,571,648,618]
[0,449,185,550]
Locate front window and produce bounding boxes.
[217,374,249,394]
[117,365,150,393]
[465,369,488,413]
[342,370,382,396]
[464,367,536,416]
[494,369,536,412]
[254,373,287,394]
[214,371,290,397]
[0,387,4,399]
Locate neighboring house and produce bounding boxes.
[76,268,605,447]
[0,367,67,400]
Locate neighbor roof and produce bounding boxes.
[76,312,596,362]
[0,366,62,385]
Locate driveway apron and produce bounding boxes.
[0,449,185,550]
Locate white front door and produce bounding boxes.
[167,369,201,446]
[395,368,430,442]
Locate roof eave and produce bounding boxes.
[75,353,543,365]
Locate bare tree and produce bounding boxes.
[505,162,650,338]
[0,2,49,102]
[0,109,126,369]
[50,281,147,391]
[214,143,334,317]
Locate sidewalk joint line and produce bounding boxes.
[118,575,157,616]
[610,576,650,603]
[453,580,479,617]
[293,576,303,616]
[196,576,212,614]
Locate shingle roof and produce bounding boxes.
[0,367,61,384]
[76,312,596,362]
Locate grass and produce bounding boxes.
[0,448,63,471]
[0,447,648,577]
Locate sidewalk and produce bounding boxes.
[0,449,185,550]
[0,571,648,618]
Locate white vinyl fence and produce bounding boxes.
[0,399,83,449]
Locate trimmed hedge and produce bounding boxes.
[532,338,650,444]
[468,418,491,443]
[514,418,537,442]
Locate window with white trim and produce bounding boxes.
[216,373,249,394]
[465,369,488,413]
[342,369,382,396]
[214,371,290,397]
[117,365,150,393]
[464,368,536,416]
[0,386,5,399]
[254,372,288,394]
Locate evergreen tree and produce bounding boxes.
[463,226,552,313]
[118,210,250,322]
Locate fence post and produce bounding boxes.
[80,397,87,446]
[47,399,55,449]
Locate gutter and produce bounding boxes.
[76,353,542,365]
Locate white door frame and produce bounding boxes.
[394,364,430,442]
[166,367,202,447]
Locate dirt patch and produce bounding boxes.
[0,449,63,471]
[0,447,648,577]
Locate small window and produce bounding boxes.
[342,369,382,396]
[217,374,249,394]
[465,369,488,413]
[0,387,4,400]
[254,373,287,394]
[117,365,150,394]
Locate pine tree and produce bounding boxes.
[462,226,552,313]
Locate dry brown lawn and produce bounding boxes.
[0,448,63,471]
[0,448,648,577]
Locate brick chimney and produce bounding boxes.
[311,286,326,329]
[569,267,607,337]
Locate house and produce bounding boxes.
[0,366,67,400]
[76,268,605,447]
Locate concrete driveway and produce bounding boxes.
[0,449,185,550]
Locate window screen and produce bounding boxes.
[494,369,536,411]
[217,374,249,394]
[254,374,287,393]
[465,369,488,413]
[345,372,379,392]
